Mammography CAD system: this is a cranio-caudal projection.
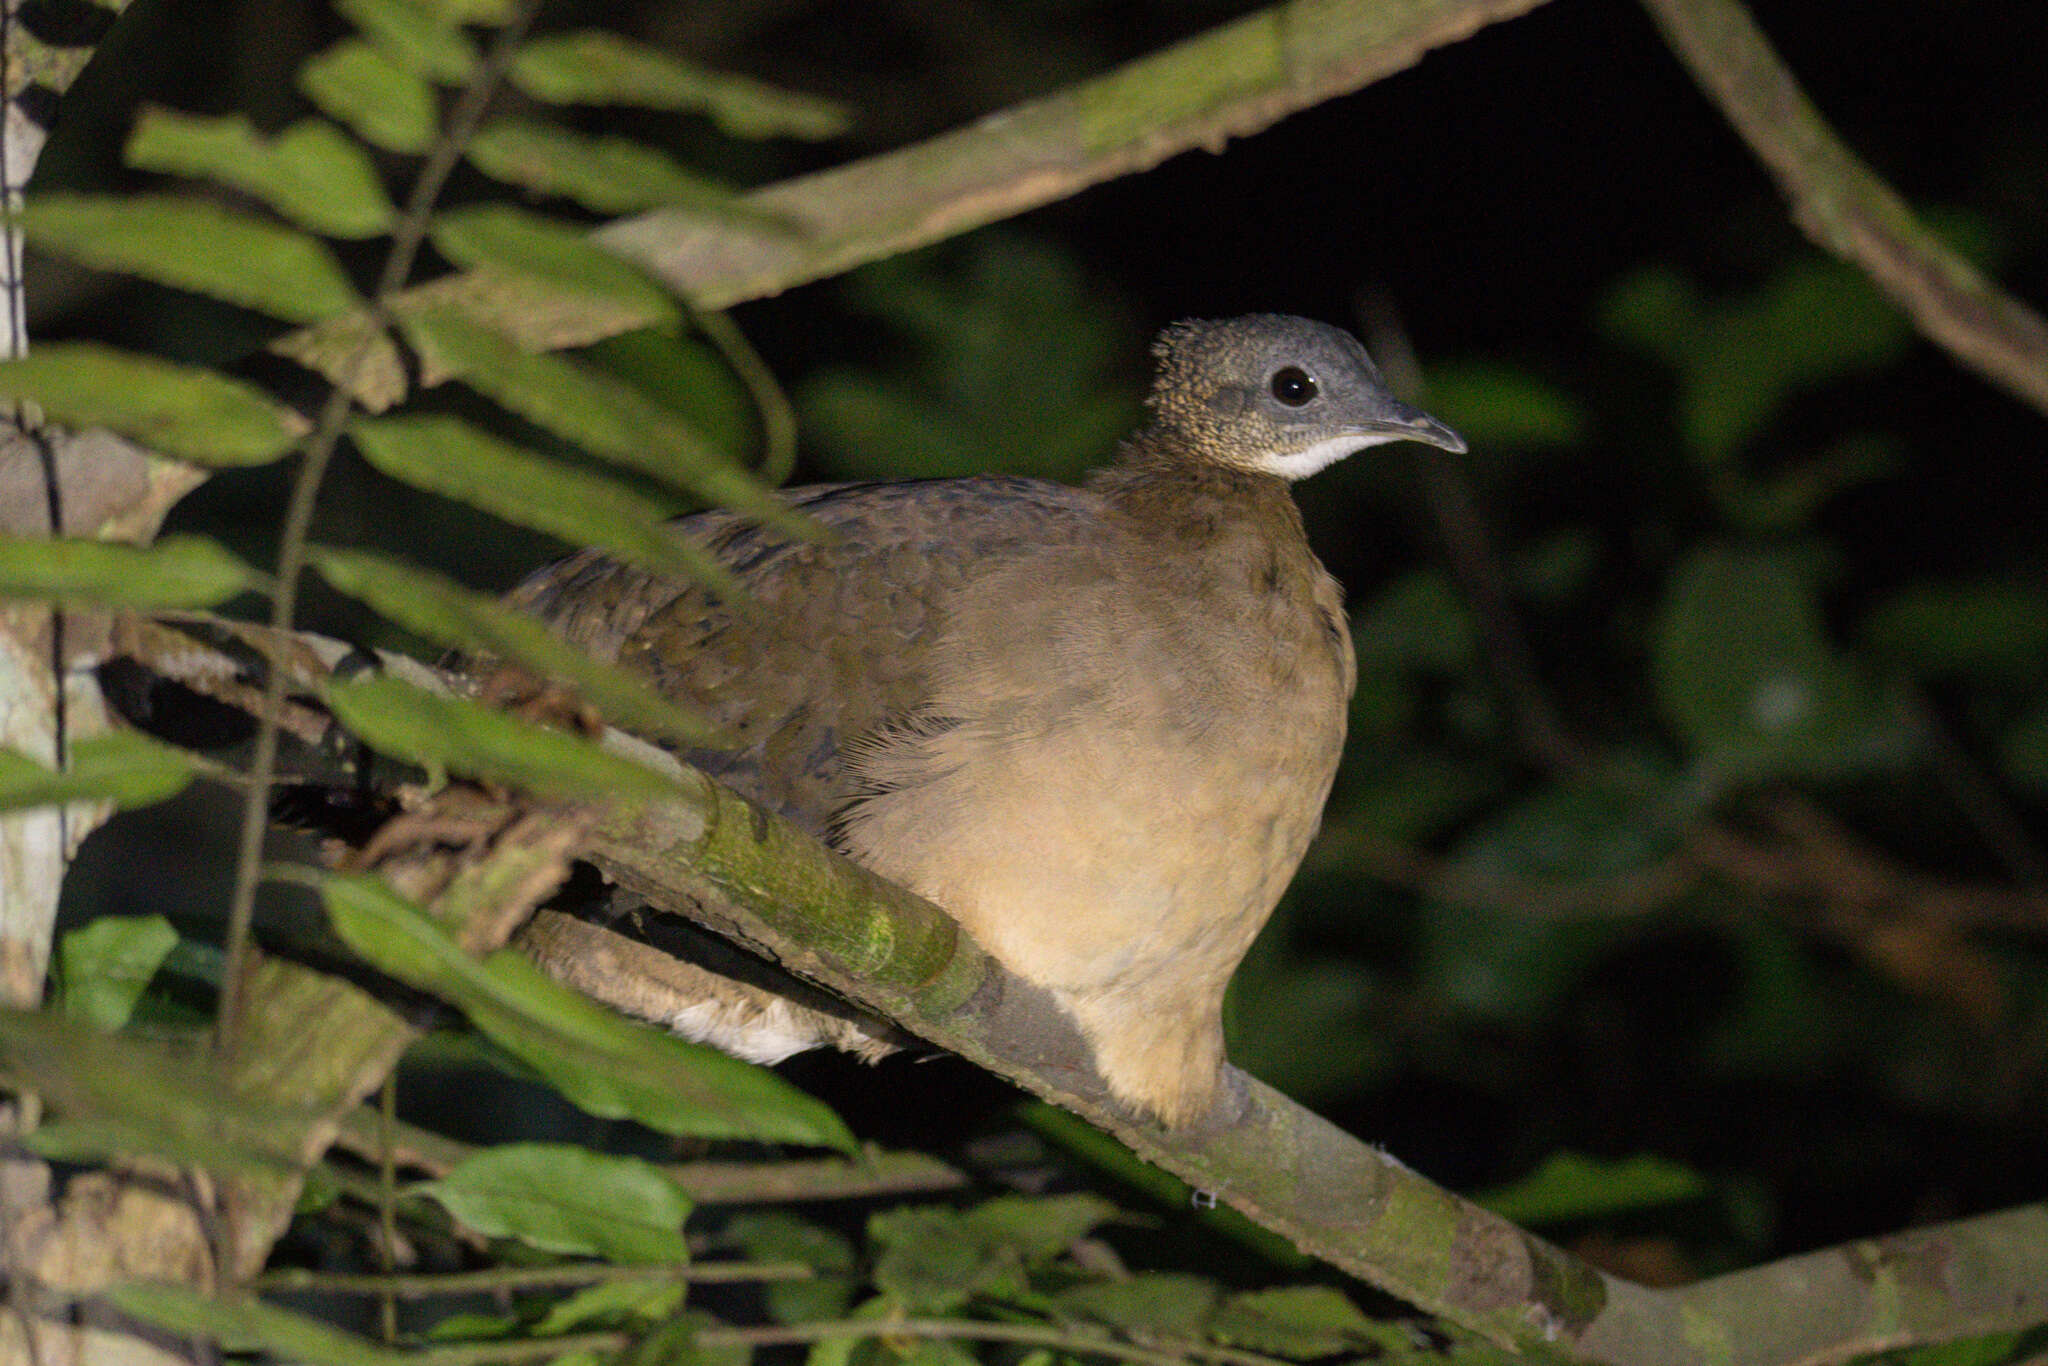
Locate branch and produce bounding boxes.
[215,790,596,1278]
[578,768,2048,1364]
[1638,0,2048,420]
[329,1103,967,1204]
[88,619,2048,1361]
[272,0,1554,407]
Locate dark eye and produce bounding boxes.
[1269,366,1317,406]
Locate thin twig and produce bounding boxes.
[376,1073,399,1343]
[1356,295,1590,774]
[1908,691,2048,886]
[1638,0,2048,418]
[689,303,799,487]
[254,1261,814,1298]
[692,1315,1298,1366]
[1415,447,1591,773]
[404,1330,629,1365]
[215,0,546,1049]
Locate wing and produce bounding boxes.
[507,476,1100,837]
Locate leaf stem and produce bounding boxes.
[215,0,545,1051]
[689,302,798,486]
[252,1260,814,1298]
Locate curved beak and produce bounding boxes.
[1375,399,1467,454]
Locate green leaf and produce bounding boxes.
[0,731,199,814]
[428,205,677,321]
[321,873,857,1150]
[962,1194,1117,1265]
[322,676,681,801]
[1354,569,1480,671]
[59,914,179,1031]
[1701,922,1842,1077]
[421,0,513,21]
[300,40,438,154]
[398,310,798,534]
[869,1206,1024,1313]
[796,237,1141,483]
[1423,361,1585,449]
[509,31,849,139]
[2002,702,2048,789]
[466,119,736,215]
[310,546,721,745]
[1595,265,1701,365]
[126,109,396,238]
[531,1278,686,1335]
[105,1285,412,1366]
[0,344,308,464]
[1652,545,1908,781]
[1682,260,1910,464]
[867,1195,1114,1315]
[0,1007,309,1175]
[581,327,754,460]
[417,1143,691,1262]
[1472,1151,1711,1226]
[24,194,361,323]
[1863,580,2048,683]
[1420,763,1691,1021]
[1889,1333,2030,1366]
[1210,1287,1388,1358]
[0,533,264,608]
[1058,1273,1218,1338]
[348,414,739,594]
[727,1212,857,1324]
[337,0,476,81]
[1600,259,1911,464]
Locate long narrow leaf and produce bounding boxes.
[466,119,734,215]
[416,1143,692,1262]
[399,309,802,535]
[322,873,858,1150]
[24,194,361,323]
[299,40,437,154]
[509,31,849,140]
[0,533,265,608]
[347,414,739,595]
[59,914,180,1031]
[0,731,198,814]
[0,1007,311,1175]
[309,545,722,744]
[126,109,396,239]
[336,0,476,82]
[0,345,308,464]
[322,676,682,801]
[427,204,676,320]
[104,1285,411,1366]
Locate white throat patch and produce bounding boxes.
[1250,431,1408,481]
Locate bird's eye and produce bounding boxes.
[1269,366,1317,406]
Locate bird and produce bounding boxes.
[509,314,1466,1127]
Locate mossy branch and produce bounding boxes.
[46,618,2048,1360]
[574,756,2048,1364]
[270,0,1555,407]
[1638,0,2048,420]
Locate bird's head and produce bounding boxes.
[1143,314,1466,480]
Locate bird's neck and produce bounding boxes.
[1091,429,1310,551]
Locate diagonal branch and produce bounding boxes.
[577,766,2048,1366]
[79,619,2048,1360]
[271,0,1555,407]
[1638,0,2048,420]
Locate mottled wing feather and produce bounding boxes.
[509,476,1100,837]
